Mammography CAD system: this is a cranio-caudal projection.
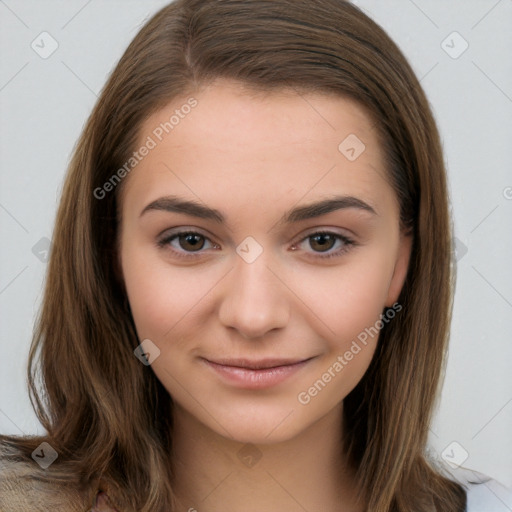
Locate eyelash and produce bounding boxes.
[157,229,356,261]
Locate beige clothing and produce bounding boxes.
[0,441,120,512]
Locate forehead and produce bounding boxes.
[121,80,398,222]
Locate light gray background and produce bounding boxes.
[1,0,511,500]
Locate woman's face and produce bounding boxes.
[119,80,411,444]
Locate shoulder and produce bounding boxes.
[0,438,98,512]
[466,478,512,512]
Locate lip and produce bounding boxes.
[201,357,315,390]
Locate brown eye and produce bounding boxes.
[177,233,206,251]
[292,231,355,260]
[157,230,218,259]
[309,233,337,252]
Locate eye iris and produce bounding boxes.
[179,234,205,251]
[310,233,336,252]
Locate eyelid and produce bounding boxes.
[157,225,218,241]
[293,226,356,243]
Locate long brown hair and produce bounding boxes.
[1,1,465,510]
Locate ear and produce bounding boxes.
[385,231,412,306]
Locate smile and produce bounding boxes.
[201,357,315,389]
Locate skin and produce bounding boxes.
[119,79,412,512]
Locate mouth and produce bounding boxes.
[201,356,316,389]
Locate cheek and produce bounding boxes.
[120,243,216,340]
[288,256,394,344]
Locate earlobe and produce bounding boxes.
[385,232,413,307]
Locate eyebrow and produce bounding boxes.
[140,194,377,224]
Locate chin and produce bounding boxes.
[198,400,325,446]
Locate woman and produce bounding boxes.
[0,0,474,510]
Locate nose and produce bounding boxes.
[218,252,290,340]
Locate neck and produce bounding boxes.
[170,403,365,512]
